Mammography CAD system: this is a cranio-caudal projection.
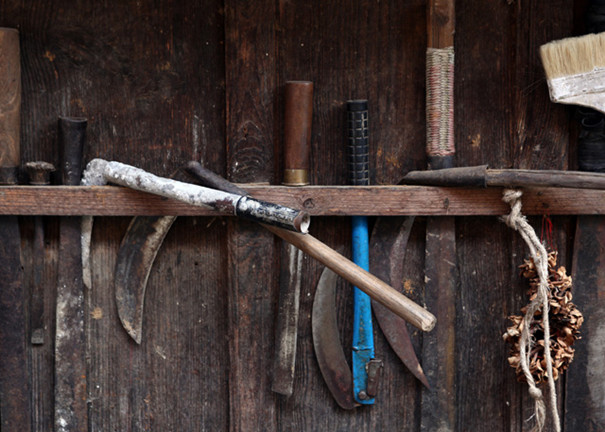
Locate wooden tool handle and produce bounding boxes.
[185,162,436,331]
[283,81,313,185]
[0,28,21,185]
[428,0,455,49]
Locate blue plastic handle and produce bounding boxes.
[352,215,375,404]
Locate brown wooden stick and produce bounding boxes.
[427,0,455,49]
[403,165,605,189]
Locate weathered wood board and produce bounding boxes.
[0,0,599,430]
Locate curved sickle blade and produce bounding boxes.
[114,215,176,344]
[312,267,357,409]
[370,216,430,388]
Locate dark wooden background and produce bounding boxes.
[1,0,602,430]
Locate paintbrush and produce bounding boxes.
[540,31,605,113]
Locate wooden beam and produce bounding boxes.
[0,185,602,216]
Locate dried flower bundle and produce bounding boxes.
[503,251,583,384]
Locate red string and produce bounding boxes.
[540,214,555,252]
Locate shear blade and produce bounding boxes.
[312,266,358,409]
[370,216,430,389]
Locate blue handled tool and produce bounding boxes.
[347,100,381,404]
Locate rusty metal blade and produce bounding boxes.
[114,215,176,344]
[370,216,430,388]
[312,266,357,409]
[271,244,303,396]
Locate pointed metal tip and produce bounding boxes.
[118,315,142,345]
[417,369,431,390]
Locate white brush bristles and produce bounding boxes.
[540,32,605,79]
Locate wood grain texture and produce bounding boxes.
[421,1,457,429]
[225,0,278,430]
[567,217,605,431]
[0,28,21,173]
[20,217,59,432]
[428,0,455,48]
[455,2,520,431]
[3,184,605,216]
[1,1,227,430]
[0,0,593,430]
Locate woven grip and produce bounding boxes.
[347,100,369,186]
[426,47,455,170]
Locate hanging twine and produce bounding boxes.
[426,47,455,158]
[501,190,561,432]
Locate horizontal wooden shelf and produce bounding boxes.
[0,184,603,217]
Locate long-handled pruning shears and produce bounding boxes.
[347,100,381,404]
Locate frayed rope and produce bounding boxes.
[501,190,560,432]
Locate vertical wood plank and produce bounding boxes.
[87,217,229,431]
[27,218,59,432]
[420,0,457,429]
[225,1,278,431]
[567,217,605,431]
[510,0,573,171]
[455,1,575,430]
[455,2,518,431]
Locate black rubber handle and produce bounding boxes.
[587,0,605,33]
[346,100,369,186]
[58,117,87,186]
[577,2,605,173]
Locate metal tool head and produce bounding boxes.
[370,216,430,388]
[312,266,358,410]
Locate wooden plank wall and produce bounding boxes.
[0,0,601,430]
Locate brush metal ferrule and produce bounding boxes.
[548,68,605,114]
